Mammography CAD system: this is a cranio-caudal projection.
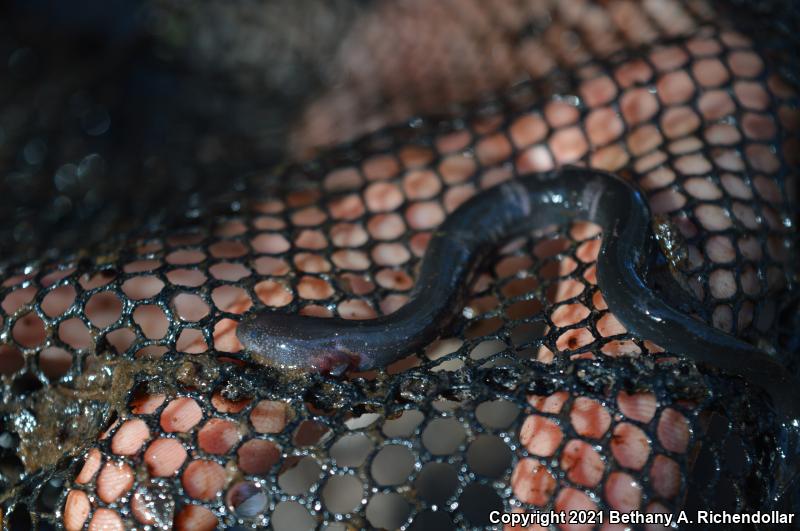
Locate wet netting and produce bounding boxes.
[0,1,798,530]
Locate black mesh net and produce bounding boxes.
[0,1,798,530]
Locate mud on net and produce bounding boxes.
[0,1,798,530]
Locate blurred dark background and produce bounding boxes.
[0,0,324,267]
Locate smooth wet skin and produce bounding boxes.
[237,167,800,417]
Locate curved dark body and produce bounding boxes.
[237,167,800,418]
